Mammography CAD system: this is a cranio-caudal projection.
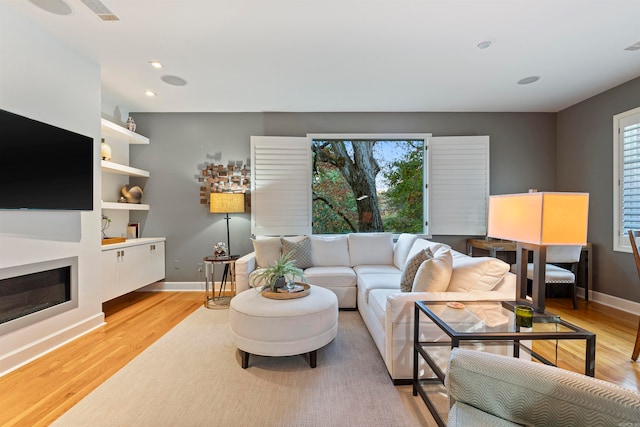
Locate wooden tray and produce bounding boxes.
[102,237,126,245]
[261,283,310,300]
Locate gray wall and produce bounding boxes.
[557,76,640,303]
[130,111,556,283]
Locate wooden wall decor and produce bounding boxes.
[195,159,251,211]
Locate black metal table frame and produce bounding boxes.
[203,255,239,308]
[412,301,596,427]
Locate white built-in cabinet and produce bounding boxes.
[101,239,166,302]
[100,119,166,302]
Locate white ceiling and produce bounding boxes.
[6,0,640,113]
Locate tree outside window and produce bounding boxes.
[312,139,424,234]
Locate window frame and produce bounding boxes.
[613,106,640,253]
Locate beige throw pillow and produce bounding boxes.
[412,249,453,292]
[281,237,313,269]
[447,254,510,292]
[252,237,281,268]
[400,248,433,292]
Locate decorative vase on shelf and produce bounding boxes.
[101,138,112,161]
[125,116,136,132]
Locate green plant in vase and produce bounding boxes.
[250,252,307,292]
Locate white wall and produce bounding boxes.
[0,4,104,375]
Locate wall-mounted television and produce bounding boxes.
[0,109,94,211]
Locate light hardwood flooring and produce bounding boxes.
[0,293,638,427]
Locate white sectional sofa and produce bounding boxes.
[235,232,516,382]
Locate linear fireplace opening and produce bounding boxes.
[0,257,78,336]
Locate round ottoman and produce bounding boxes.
[229,285,338,368]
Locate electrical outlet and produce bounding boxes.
[197,262,203,272]
[173,260,181,269]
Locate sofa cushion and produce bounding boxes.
[252,237,281,268]
[281,237,313,269]
[368,287,388,330]
[303,266,356,288]
[394,233,418,270]
[310,235,350,267]
[349,233,394,266]
[353,265,401,275]
[400,248,432,292]
[412,248,453,292]
[447,251,510,292]
[357,273,401,303]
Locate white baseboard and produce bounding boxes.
[578,288,640,315]
[140,281,216,292]
[0,313,105,377]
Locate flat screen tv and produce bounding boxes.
[0,109,94,210]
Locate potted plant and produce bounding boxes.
[250,252,307,292]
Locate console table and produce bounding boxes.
[466,239,592,303]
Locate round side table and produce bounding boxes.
[203,254,239,309]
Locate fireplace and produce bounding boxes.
[0,257,78,336]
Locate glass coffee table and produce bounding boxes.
[412,300,596,427]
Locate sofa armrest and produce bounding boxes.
[446,348,640,426]
[235,252,256,293]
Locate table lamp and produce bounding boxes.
[210,192,245,256]
[487,192,589,313]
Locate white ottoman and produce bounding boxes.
[229,285,338,368]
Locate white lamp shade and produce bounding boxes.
[487,192,589,245]
[210,193,245,213]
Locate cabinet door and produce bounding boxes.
[118,244,149,295]
[147,242,166,284]
[101,249,121,302]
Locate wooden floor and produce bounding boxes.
[0,293,638,426]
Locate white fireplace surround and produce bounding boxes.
[0,257,79,337]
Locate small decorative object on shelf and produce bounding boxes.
[120,185,143,203]
[125,116,136,132]
[214,242,227,257]
[101,214,111,239]
[101,138,112,161]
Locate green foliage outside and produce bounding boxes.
[312,140,423,234]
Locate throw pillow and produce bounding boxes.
[412,249,453,292]
[281,237,313,269]
[400,248,433,292]
[446,253,510,292]
[252,237,281,268]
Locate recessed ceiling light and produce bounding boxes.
[144,90,157,97]
[518,76,540,85]
[477,41,492,49]
[29,0,72,15]
[161,75,188,86]
[149,61,163,69]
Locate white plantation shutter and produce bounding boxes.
[426,136,489,235]
[250,136,312,236]
[614,107,640,251]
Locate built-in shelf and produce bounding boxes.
[101,118,149,145]
[101,160,150,178]
[101,201,150,211]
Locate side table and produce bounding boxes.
[203,255,239,309]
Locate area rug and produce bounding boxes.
[52,308,438,426]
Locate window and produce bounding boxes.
[614,106,640,252]
[311,138,424,234]
[251,133,490,237]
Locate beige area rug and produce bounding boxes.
[52,308,439,427]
